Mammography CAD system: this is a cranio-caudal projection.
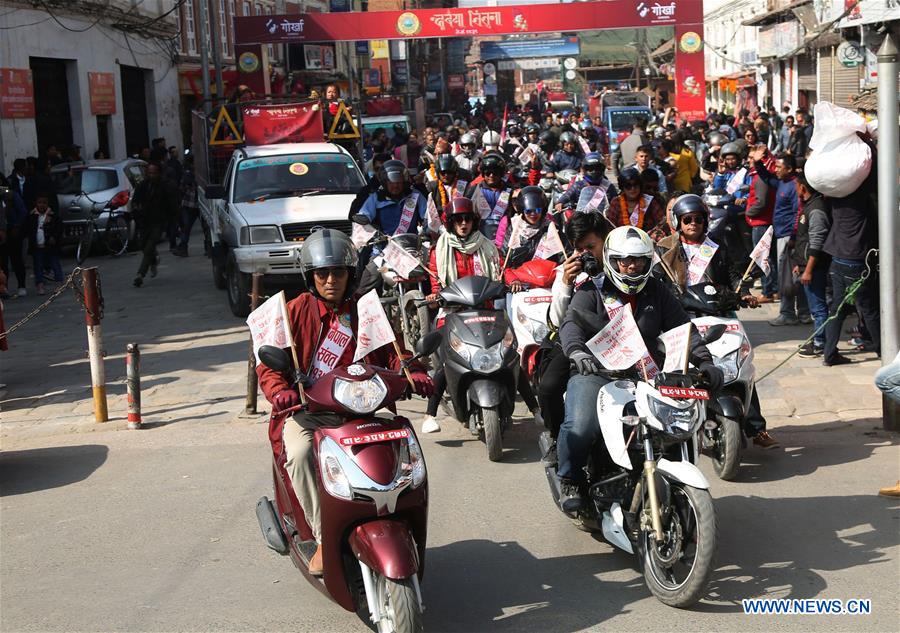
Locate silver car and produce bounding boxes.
[52,159,147,247]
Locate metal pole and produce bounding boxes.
[245,273,263,414]
[82,268,108,422]
[438,38,447,111]
[198,0,212,114]
[208,0,226,104]
[877,34,899,432]
[126,343,142,430]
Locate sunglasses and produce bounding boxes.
[523,208,543,215]
[623,182,641,189]
[313,267,349,280]
[680,214,706,225]
[451,215,475,224]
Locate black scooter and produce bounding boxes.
[423,275,520,462]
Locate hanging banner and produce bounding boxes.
[0,68,35,119]
[241,102,324,145]
[88,72,116,116]
[673,24,706,121]
[236,1,698,44]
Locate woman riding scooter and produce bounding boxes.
[421,197,501,433]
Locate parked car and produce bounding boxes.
[52,159,147,248]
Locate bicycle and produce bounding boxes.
[74,191,132,264]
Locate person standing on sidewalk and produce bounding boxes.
[173,154,198,258]
[0,181,28,297]
[26,193,64,295]
[821,155,880,367]
[793,173,831,357]
[749,146,809,326]
[131,162,178,287]
[745,150,778,302]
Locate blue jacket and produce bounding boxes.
[711,169,751,200]
[360,189,427,236]
[548,150,582,173]
[557,175,617,208]
[754,161,798,238]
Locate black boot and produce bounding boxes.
[559,477,583,516]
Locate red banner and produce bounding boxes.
[234,0,702,43]
[0,68,35,119]
[241,102,324,145]
[673,24,706,121]
[89,72,116,116]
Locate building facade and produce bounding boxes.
[0,0,183,170]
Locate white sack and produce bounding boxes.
[804,102,872,198]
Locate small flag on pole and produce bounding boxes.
[246,291,293,362]
[354,289,397,361]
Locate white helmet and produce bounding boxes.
[460,132,478,156]
[482,130,501,149]
[602,226,655,295]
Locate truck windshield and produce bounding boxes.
[233,154,365,203]
[609,111,649,133]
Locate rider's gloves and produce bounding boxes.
[409,372,434,397]
[699,362,725,394]
[273,389,300,413]
[571,351,603,376]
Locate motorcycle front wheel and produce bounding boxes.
[710,414,742,481]
[374,575,423,633]
[481,406,503,462]
[638,483,717,608]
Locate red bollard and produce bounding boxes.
[126,343,142,429]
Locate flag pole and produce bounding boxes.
[392,340,417,389]
[500,218,521,275]
[278,290,307,404]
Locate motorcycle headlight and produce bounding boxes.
[449,330,479,363]
[713,349,740,383]
[318,437,352,500]
[405,433,427,488]
[516,307,549,342]
[333,375,388,414]
[649,396,699,440]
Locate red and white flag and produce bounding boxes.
[425,195,443,233]
[507,215,527,250]
[534,222,565,260]
[660,322,692,372]
[383,239,422,278]
[586,304,650,371]
[246,290,293,362]
[351,222,377,249]
[748,225,774,276]
[354,289,397,361]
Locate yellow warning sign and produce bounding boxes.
[327,100,360,141]
[209,105,243,146]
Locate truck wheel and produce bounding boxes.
[226,255,251,318]
[213,260,227,290]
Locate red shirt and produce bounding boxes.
[428,247,477,294]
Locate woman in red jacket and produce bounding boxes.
[421,198,500,432]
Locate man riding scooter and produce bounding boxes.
[656,194,777,449]
[556,226,724,514]
[256,229,433,574]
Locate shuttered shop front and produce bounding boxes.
[819,48,860,108]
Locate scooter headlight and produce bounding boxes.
[713,349,740,383]
[449,330,479,363]
[333,375,388,414]
[472,347,503,373]
[649,396,699,440]
[318,437,352,500]
[516,307,549,342]
[405,432,427,488]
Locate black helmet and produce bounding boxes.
[617,167,642,190]
[435,154,458,175]
[298,228,359,301]
[670,194,709,230]
[479,152,506,176]
[538,130,557,151]
[720,142,742,158]
[559,131,577,146]
[526,122,541,135]
[516,186,547,217]
[583,152,604,172]
[507,119,522,135]
[379,159,409,187]
[706,131,728,148]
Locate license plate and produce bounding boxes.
[659,385,709,400]
[339,428,410,446]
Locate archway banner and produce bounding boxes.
[233,0,701,44]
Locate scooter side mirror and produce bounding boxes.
[259,345,291,373]
[701,324,728,344]
[415,330,442,358]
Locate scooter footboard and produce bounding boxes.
[657,458,710,490]
[349,520,419,580]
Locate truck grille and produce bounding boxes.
[281,220,352,242]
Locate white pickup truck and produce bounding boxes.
[199,142,366,317]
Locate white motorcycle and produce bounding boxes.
[540,311,718,608]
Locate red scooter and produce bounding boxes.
[255,334,441,633]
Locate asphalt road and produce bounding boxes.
[1,240,898,632]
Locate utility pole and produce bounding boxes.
[208,0,226,103]
[198,0,213,113]
[438,38,447,110]
[877,34,899,432]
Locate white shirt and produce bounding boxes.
[35,212,48,247]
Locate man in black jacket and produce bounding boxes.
[556,226,722,514]
[131,162,179,287]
